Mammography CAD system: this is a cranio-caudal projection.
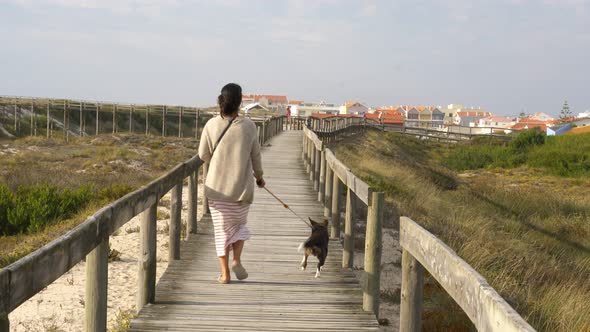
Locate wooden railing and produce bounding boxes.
[0,95,215,140]
[302,122,536,332]
[399,217,535,332]
[302,124,384,317]
[0,115,286,332]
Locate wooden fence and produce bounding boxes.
[302,124,384,317]
[0,96,307,140]
[0,116,286,332]
[302,123,536,332]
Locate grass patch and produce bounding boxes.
[443,129,590,177]
[334,130,590,332]
[0,134,196,267]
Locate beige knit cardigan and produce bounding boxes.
[198,115,263,204]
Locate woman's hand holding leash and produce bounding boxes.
[256,177,265,188]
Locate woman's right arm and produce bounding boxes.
[251,128,264,186]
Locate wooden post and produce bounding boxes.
[46,103,50,138]
[112,105,116,134]
[65,101,69,142]
[170,183,182,260]
[14,104,17,135]
[324,164,333,218]
[363,192,384,317]
[0,267,9,332]
[318,149,326,203]
[195,110,200,139]
[261,120,266,144]
[138,203,157,310]
[85,237,109,332]
[302,134,307,170]
[400,249,424,332]
[306,137,312,174]
[202,164,210,214]
[130,106,133,134]
[178,107,183,138]
[330,171,341,239]
[79,103,83,137]
[187,172,197,238]
[162,106,166,137]
[96,103,100,135]
[314,148,321,191]
[343,187,355,269]
[309,142,316,182]
[30,102,34,136]
[146,107,150,136]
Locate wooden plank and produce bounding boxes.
[138,204,157,310]
[400,249,424,332]
[330,157,349,185]
[85,237,109,332]
[400,217,535,332]
[346,170,372,205]
[363,192,383,317]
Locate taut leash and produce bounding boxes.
[262,186,312,228]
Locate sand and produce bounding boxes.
[8,182,204,332]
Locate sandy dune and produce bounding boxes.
[9,183,204,332]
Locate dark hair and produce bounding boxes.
[218,83,242,117]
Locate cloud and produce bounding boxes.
[360,3,377,17]
[4,0,181,16]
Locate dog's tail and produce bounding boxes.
[297,242,305,253]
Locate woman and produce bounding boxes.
[198,83,265,284]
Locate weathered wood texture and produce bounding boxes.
[363,192,384,317]
[400,217,536,332]
[138,204,158,311]
[400,249,424,332]
[129,131,378,331]
[85,238,109,332]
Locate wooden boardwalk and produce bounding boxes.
[129,131,379,331]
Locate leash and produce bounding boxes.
[262,186,312,228]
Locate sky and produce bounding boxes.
[0,0,589,116]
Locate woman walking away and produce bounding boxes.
[199,83,265,284]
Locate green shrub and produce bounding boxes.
[509,128,545,152]
[0,184,93,235]
[0,184,15,234]
[443,130,590,177]
[97,184,133,202]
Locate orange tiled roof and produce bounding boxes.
[344,101,365,107]
[288,100,303,105]
[511,118,547,131]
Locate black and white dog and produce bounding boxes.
[298,218,329,278]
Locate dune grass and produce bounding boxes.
[0,134,197,268]
[334,130,590,332]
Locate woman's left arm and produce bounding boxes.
[198,126,212,162]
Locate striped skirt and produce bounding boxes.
[209,199,251,257]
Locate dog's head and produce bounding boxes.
[308,217,328,232]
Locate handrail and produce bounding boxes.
[301,121,535,331]
[400,217,535,332]
[0,115,287,332]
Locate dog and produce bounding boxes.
[298,217,329,278]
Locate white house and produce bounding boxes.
[242,94,288,113]
[477,115,515,128]
[292,102,340,117]
[340,101,369,116]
